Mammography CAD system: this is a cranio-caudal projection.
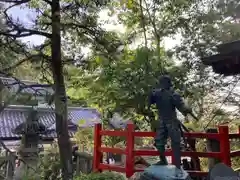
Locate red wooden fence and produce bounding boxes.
[93,122,240,178]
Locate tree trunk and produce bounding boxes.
[51,0,73,179]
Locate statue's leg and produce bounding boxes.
[154,125,168,165]
[167,124,181,169]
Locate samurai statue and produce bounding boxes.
[148,75,193,173]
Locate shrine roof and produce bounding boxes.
[202,40,240,75]
[0,77,54,96]
[0,105,101,140]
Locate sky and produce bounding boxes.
[8,6,46,46]
[8,5,180,49]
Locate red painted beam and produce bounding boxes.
[93,124,102,172]
[134,150,221,158]
[100,147,126,154]
[184,132,219,139]
[219,126,231,166]
[100,130,127,136]
[99,163,126,173]
[133,132,155,137]
[125,122,135,178]
[98,146,221,158]
[133,131,220,139]
[230,150,240,157]
[180,151,221,158]
[229,133,240,139]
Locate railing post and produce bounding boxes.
[218,126,231,167]
[93,123,102,172]
[171,150,175,165]
[206,128,220,170]
[126,121,135,178]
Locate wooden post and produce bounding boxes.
[182,159,190,170]
[88,158,93,173]
[125,121,134,178]
[93,123,102,172]
[0,80,4,107]
[188,138,201,171]
[171,150,175,165]
[80,158,86,173]
[219,126,231,166]
[206,128,220,170]
[76,156,80,176]
[6,152,15,180]
[76,152,93,174]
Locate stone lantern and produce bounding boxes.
[13,108,47,180]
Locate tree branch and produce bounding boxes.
[42,0,52,5]
[1,54,45,72]
[1,42,51,72]
[0,28,51,39]
[0,0,29,3]
[0,71,53,96]
[1,7,52,39]
[2,37,29,56]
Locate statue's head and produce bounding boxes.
[159,75,172,89]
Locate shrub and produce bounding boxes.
[74,172,125,180]
[38,142,62,179]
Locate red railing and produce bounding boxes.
[93,122,240,178]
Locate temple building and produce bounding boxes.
[0,77,101,150]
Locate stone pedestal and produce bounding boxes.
[139,165,192,180]
[207,163,239,180]
[14,147,40,180]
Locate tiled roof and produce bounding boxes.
[0,105,101,140]
[0,77,54,96]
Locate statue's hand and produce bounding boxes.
[185,107,192,114]
[183,107,198,122]
[190,112,199,122]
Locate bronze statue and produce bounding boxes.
[148,75,194,173]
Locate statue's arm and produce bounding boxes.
[172,92,192,116]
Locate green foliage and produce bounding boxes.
[74,172,125,180]
[103,133,126,147]
[70,46,187,130]
[74,127,94,153]
[74,122,125,150]
[14,144,61,180]
[38,143,62,180]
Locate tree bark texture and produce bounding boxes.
[51,0,73,179]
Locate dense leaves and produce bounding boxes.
[67,0,240,130]
[74,172,125,180]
